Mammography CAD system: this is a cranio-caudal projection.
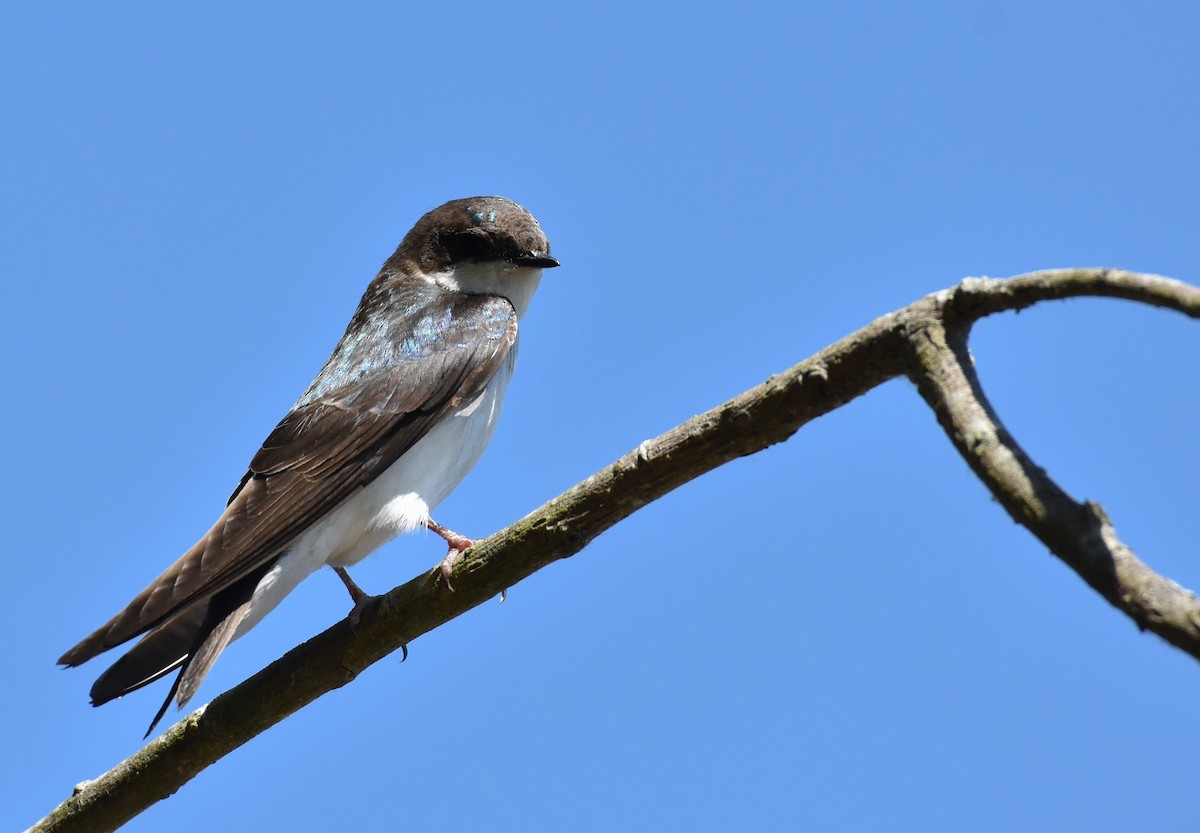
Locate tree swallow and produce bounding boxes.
[58,196,558,735]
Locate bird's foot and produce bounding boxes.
[333,566,374,626]
[427,519,474,592]
[333,565,407,660]
[426,518,474,553]
[437,548,463,592]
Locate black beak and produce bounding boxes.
[513,253,560,268]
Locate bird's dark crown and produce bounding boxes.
[388,196,558,275]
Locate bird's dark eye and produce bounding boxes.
[440,230,493,263]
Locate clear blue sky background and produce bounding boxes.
[5,3,1198,831]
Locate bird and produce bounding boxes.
[58,196,559,736]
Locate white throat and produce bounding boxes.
[430,261,544,320]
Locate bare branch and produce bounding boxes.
[29,269,1199,833]
[906,270,1200,654]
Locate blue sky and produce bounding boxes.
[5,3,1198,831]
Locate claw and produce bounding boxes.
[336,566,407,662]
[428,519,473,593]
[438,548,462,592]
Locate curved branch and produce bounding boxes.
[28,269,1200,833]
[906,270,1200,652]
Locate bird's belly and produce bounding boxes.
[235,367,512,637]
[234,352,516,639]
[312,353,516,571]
[329,386,507,565]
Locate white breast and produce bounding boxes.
[328,343,519,566]
[235,343,519,636]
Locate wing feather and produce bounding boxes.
[59,280,517,666]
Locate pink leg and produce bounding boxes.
[333,566,372,625]
[332,566,407,661]
[426,518,474,552]
[426,518,475,591]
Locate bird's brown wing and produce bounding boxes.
[59,285,517,667]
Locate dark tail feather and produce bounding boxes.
[90,602,209,706]
[145,663,187,739]
[176,598,251,711]
[142,598,252,738]
[87,565,270,737]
